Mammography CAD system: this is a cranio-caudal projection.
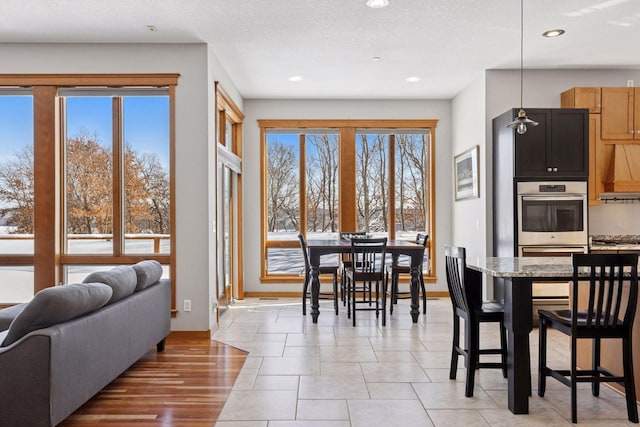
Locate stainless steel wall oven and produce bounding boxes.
[517,181,588,247]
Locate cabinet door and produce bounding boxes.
[550,109,589,178]
[635,88,640,140]
[561,87,601,113]
[601,87,634,140]
[514,109,550,177]
[588,114,602,205]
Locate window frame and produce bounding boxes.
[259,119,437,284]
[0,74,177,313]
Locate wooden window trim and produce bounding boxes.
[259,119,438,283]
[0,74,177,312]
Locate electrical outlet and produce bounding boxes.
[627,80,634,87]
[183,299,192,312]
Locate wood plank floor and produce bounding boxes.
[58,335,247,427]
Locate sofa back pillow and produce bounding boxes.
[1,282,112,347]
[132,260,163,291]
[83,266,137,304]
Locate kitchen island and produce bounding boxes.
[467,257,582,415]
[469,255,640,415]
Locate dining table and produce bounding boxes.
[305,238,426,324]
[466,256,579,415]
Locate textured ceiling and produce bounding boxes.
[1,0,639,99]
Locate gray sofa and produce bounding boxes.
[0,261,171,427]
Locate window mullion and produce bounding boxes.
[299,134,306,234]
[112,97,123,257]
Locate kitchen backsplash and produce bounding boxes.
[589,203,640,235]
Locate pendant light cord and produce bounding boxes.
[519,0,524,110]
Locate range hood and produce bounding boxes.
[604,144,640,193]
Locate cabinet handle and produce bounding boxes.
[632,130,636,134]
[547,167,552,172]
[553,167,558,172]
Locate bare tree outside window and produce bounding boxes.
[306,134,339,234]
[266,139,299,234]
[356,133,388,233]
[395,134,428,236]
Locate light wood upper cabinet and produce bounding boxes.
[561,87,601,113]
[588,114,602,205]
[601,87,640,140]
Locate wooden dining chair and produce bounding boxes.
[298,233,340,315]
[385,232,428,315]
[339,231,367,305]
[345,237,387,326]
[538,253,639,424]
[445,245,507,397]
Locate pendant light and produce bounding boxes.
[506,0,538,135]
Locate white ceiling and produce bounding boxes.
[1,0,639,99]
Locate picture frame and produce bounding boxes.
[454,145,479,201]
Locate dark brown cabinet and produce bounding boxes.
[493,108,589,179]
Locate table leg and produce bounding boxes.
[409,265,420,323]
[504,277,533,414]
[310,265,320,323]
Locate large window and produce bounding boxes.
[61,92,170,257]
[0,91,34,303]
[0,75,176,310]
[260,120,436,282]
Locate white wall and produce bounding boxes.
[0,43,218,331]
[205,46,244,330]
[451,74,487,259]
[242,99,452,293]
[451,74,492,299]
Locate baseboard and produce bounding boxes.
[241,291,450,299]
[168,330,211,340]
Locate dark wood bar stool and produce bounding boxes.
[445,244,507,397]
[298,233,340,315]
[386,232,428,315]
[345,237,387,326]
[339,231,367,305]
[538,253,639,424]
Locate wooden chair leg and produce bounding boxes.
[333,272,339,315]
[623,336,639,423]
[420,275,427,315]
[302,274,309,316]
[465,320,479,397]
[571,338,578,424]
[499,321,507,378]
[382,276,388,326]
[592,337,601,396]
[538,315,547,397]
[450,314,460,379]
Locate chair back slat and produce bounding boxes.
[297,233,310,276]
[572,253,638,330]
[350,237,387,275]
[445,245,470,314]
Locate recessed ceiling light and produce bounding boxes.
[146,25,157,32]
[372,56,382,61]
[405,76,421,83]
[288,75,303,82]
[366,0,389,8]
[542,29,565,37]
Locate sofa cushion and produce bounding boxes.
[132,260,163,291]
[1,283,113,347]
[83,266,137,303]
[0,303,27,331]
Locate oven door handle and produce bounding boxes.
[521,247,587,254]
[520,195,585,201]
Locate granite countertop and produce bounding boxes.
[469,256,574,278]
[590,234,640,251]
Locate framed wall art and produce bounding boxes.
[454,145,479,201]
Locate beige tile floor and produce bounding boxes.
[213,297,639,426]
